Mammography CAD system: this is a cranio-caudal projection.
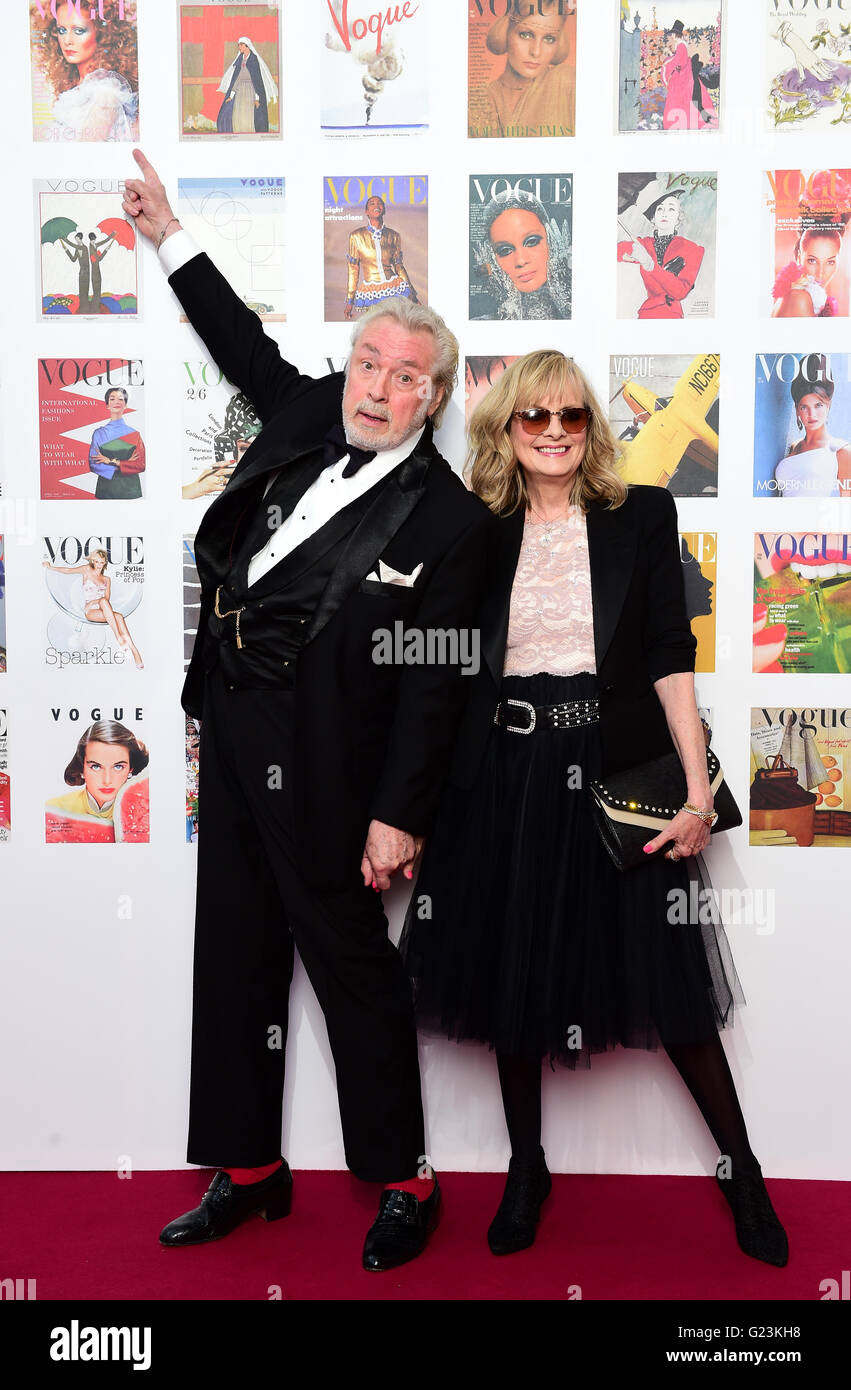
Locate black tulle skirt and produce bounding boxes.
[399,672,745,1068]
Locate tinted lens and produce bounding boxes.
[515,409,551,435]
[561,407,591,433]
[515,407,590,435]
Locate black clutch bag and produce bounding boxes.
[589,748,742,872]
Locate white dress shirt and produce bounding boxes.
[158,228,425,588]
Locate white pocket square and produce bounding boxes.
[366,560,423,587]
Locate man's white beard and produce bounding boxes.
[342,392,431,453]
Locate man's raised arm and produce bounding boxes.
[123,150,307,423]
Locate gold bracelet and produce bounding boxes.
[682,802,718,827]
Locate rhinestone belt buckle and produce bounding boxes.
[499,699,537,734]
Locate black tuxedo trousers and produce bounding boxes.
[187,662,426,1180]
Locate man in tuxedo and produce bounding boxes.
[123,153,492,1271]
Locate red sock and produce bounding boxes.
[384,1175,436,1202]
[224,1160,281,1185]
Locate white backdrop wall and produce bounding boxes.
[2,0,850,1180]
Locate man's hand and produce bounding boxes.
[123,150,178,247]
[361,819,424,892]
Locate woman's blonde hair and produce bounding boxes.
[466,350,627,515]
[86,549,109,574]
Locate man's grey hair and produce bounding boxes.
[347,299,458,430]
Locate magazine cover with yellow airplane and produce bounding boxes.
[609,353,719,494]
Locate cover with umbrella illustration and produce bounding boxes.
[35,180,139,319]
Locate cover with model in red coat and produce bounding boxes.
[617,170,716,319]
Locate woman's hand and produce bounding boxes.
[643,806,712,861]
[123,150,178,246]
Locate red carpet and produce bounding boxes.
[1,1170,844,1300]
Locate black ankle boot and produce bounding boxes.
[488,1147,551,1256]
[715,1160,789,1267]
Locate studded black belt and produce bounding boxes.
[494,697,600,734]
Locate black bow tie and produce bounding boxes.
[322,423,377,478]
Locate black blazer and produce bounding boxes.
[171,252,494,888]
[448,485,697,789]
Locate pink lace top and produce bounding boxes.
[503,509,597,677]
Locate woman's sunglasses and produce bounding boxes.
[512,407,592,436]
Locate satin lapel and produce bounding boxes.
[302,441,433,646]
[195,445,327,586]
[481,508,525,689]
[585,498,638,672]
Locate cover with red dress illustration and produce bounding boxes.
[44,702,149,844]
[468,0,577,138]
[35,179,138,318]
[178,1,281,139]
[617,170,717,319]
[750,707,851,847]
[30,1,140,143]
[38,357,145,501]
[618,1,721,133]
[766,168,851,318]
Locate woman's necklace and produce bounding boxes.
[527,501,571,547]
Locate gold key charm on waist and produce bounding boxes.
[214,585,246,649]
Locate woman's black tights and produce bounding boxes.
[496,1033,760,1174]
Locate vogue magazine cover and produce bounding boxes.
[750,707,851,847]
[469,172,572,320]
[468,0,577,138]
[618,1,721,132]
[30,0,139,142]
[609,352,719,494]
[754,351,851,498]
[42,533,145,671]
[44,703,150,843]
[679,529,716,672]
[753,532,851,674]
[767,167,851,318]
[38,357,145,500]
[617,170,717,318]
[178,0,281,139]
[36,179,138,318]
[177,176,286,321]
[321,0,427,133]
[323,174,427,322]
[465,354,521,426]
[767,1,851,131]
[181,359,261,505]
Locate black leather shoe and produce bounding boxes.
[362,1177,441,1272]
[159,1160,293,1247]
[488,1147,552,1256]
[716,1161,789,1267]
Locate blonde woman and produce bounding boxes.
[400,350,788,1268]
[43,549,143,669]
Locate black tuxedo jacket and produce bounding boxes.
[449,485,697,788]
[171,252,494,887]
